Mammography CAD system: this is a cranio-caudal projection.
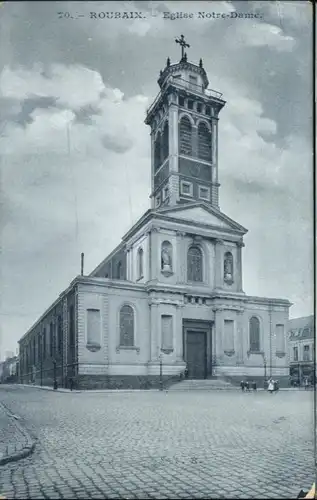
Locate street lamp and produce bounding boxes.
[263,354,267,389]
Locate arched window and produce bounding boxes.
[138,248,144,279]
[154,133,161,171]
[187,246,203,282]
[224,252,234,283]
[162,121,169,161]
[119,305,134,347]
[179,116,192,156]
[198,122,211,161]
[249,317,260,352]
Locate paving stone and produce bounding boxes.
[0,386,314,499]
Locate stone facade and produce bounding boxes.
[18,53,291,389]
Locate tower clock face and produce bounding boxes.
[190,164,200,177]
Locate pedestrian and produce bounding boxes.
[69,377,74,391]
[240,380,245,392]
[304,378,309,391]
[245,381,250,392]
[268,378,274,394]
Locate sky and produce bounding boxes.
[0,0,314,358]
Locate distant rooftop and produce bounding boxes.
[288,315,314,340]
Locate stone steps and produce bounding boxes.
[168,378,241,391]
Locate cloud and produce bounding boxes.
[101,133,133,153]
[233,22,295,51]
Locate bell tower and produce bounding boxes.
[145,35,226,211]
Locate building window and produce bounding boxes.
[119,305,134,347]
[303,345,310,361]
[224,320,234,353]
[43,328,46,359]
[187,100,194,110]
[137,247,144,279]
[275,324,285,353]
[57,315,63,353]
[180,180,193,197]
[69,305,75,347]
[249,317,260,352]
[187,246,203,282]
[116,261,123,279]
[37,335,41,362]
[179,96,185,107]
[87,309,101,347]
[179,116,192,156]
[198,122,211,161]
[197,103,203,113]
[224,252,234,284]
[205,106,211,116]
[161,315,173,353]
[154,133,161,171]
[163,185,169,201]
[49,322,54,357]
[198,185,210,201]
[162,121,169,161]
[293,346,298,362]
[155,194,161,208]
[33,338,36,364]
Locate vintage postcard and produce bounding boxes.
[0,1,314,499]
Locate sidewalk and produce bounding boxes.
[0,402,36,466]
[12,383,312,393]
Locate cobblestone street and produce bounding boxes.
[0,386,315,499]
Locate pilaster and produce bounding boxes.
[62,296,68,383]
[168,104,178,173]
[236,310,245,364]
[236,241,244,292]
[175,303,184,361]
[214,239,223,289]
[176,231,186,284]
[213,307,224,365]
[149,301,159,361]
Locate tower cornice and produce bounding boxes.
[158,61,209,89]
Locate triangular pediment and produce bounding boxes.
[156,202,247,233]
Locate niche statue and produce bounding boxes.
[161,245,172,274]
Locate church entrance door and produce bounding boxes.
[186,330,207,379]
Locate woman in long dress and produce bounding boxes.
[268,378,274,394]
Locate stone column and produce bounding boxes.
[236,241,244,292]
[149,301,159,361]
[214,239,223,289]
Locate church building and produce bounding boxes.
[18,38,291,389]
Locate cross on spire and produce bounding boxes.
[175,34,190,61]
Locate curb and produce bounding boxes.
[13,384,160,393]
[0,402,36,467]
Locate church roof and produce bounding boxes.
[288,315,314,340]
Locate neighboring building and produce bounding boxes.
[17,41,291,390]
[288,315,314,385]
[0,355,18,384]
